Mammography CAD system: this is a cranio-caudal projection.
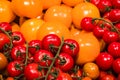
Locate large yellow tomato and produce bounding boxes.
[37,21,71,40]
[11,0,43,18]
[20,18,45,42]
[72,2,100,29]
[44,5,72,29]
[0,0,15,23]
[73,30,100,65]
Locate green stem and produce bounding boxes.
[24,42,29,66]
[44,37,64,80]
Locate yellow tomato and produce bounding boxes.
[74,30,100,65]
[41,0,61,10]
[37,21,71,40]
[11,0,43,18]
[62,0,84,6]
[11,22,20,32]
[72,2,100,29]
[0,0,15,22]
[83,62,100,79]
[44,5,72,29]
[20,18,45,42]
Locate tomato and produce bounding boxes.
[36,21,71,40]
[42,34,61,54]
[11,0,43,18]
[72,2,100,29]
[55,52,74,72]
[0,22,12,33]
[90,0,100,6]
[101,74,116,80]
[28,40,42,55]
[12,31,25,46]
[11,22,20,32]
[95,52,114,70]
[83,62,100,79]
[24,63,44,80]
[0,33,10,51]
[10,45,26,61]
[0,0,15,22]
[44,5,72,28]
[6,77,14,80]
[33,50,54,67]
[112,58,120,74]
[98,70,108,80]
[61,39,79,57]
[7,61,23,77]
[0,52,8,70]
[111,0,120,9]
[20,18,45,42]
[75,31,100,65]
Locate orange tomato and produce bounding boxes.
[74,30,100,65]
[20,18,45,42]
[37,21,71,40]
[11,0,43,18]
[6,77,14,80]
[0,0,15,23]
[82,77,92,80]
[83,62,100,79]
[72,2,100,29]
[62,0,84,6]
[44,5,72,29]
[11,22,20,32]
[41,0,61,10]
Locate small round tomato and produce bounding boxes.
[33,50,54,67]
[112,58,120,74]
[24,63,44,80]
[42,34,61,54]
[111,0,120,9]
[7,61,23,77]
[55,52,74,72]
[0,22,12,33]
[61,39,79,57]
[101,74,116,80]
[0,52,8,70]
[95,52,114,70]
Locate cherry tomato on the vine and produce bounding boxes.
[112,58,120,74]
[0,22,12,33]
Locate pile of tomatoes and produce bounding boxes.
[0,0,120,80]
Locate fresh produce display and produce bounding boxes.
[0,0,120,80]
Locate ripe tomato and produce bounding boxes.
[20,18,45,42]
[44,5,72,28]
[11,0,43,18]
[75,31,100,65]
[72,2,100,29]
[83,62,100,79]
[0,0,15,22]
[6,77,14,80]
[111,0,120,9]
[0,22,12,33]
[11,22,20,32]
[36,21,71,40]
[101,74,116,80]
[112,58,120,74]
[0,52,8,70]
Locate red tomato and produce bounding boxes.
[55,52,74,72]
[112,58,120,74]
[0,22,12,33]
[111,0,120,9]
[33,50,54,67]
[101,74,116,80]
[95,52,114,70]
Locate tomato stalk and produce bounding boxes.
[24,42,29,66]
[45,37,64,80]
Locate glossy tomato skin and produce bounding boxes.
[95,52,114,70]
[101,74,116,80]
[90,0,100,6]
[12,31,25,46]
[112,58,120,74]
[108,42,120,58]
[0,22,12,33]
[24,63,44,80]
[0,33,10,51]
[55,52,74,72]
[10,45,26,61]
[28,40,42,55]
[33,50,54,67]
[42,34,61,54]
[61,39,79,57]
[7,61,23,77]
[111,0,120,9]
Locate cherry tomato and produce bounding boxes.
[7,61,23,77]
[0,33,10,51]
[101,74,116,80]
[11,31,25,46]
[95,52,114,70]
[98,70,108,80]
[28,40,42,55]
[90,0,100,6]
[33,50,54,67]
[112,58,120,74]
[0,52,8,70]
[0,22,12,33]
[10,45,26,61]
[108,42,120,58]
[61,39,79,57]
[111,0,120,9]
[42,34,61,54]
[24,63,44,80]
[55,52,74,72]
